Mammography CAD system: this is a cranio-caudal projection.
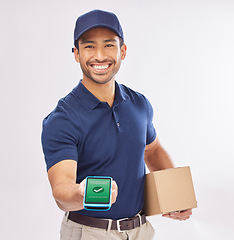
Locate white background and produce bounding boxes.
[1,0,234,239]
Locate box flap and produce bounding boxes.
[143,172,161,216]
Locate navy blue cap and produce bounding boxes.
[73,9,124,46]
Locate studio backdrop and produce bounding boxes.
[1,0,234,239]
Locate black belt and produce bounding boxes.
[67,211,146,232]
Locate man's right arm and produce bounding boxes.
[47,160,118,212]
[47,160,85,212]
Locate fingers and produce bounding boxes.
[162,209,192,221]
[111,180,118,205]
[78,179,86,197]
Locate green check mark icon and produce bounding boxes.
[93,187,104,193]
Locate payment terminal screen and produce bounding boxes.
[85,178,111,204]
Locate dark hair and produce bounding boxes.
[74,37,124,51]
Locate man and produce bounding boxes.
[41,9,192,240]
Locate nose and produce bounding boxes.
[94,47,107,62]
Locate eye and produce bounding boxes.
[106,44,114,48]
[84,45,94,49]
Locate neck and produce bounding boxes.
[81,78,115,107]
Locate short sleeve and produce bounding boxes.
[41,110,79,171]
[144,97,157,145]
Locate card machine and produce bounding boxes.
[83,176,112,211]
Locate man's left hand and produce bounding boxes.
[162,209,192,221]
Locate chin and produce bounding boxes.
[89,75,115,85]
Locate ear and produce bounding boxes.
[120,44,127,60]
[74,47,80,63]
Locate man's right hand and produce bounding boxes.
[111,180,118,205]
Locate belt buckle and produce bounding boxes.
[136,213,142,226]
[116,217,129,232]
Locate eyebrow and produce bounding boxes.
[80,40,94,44]
[80,39,117,44]
[104,39,117,43]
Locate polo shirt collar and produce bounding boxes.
[114,81,130,106]
[73,80,129,110]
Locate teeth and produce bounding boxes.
[92,65,109,70]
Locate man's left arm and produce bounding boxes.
[144,137,192,221]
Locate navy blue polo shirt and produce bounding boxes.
[41,80,156,220]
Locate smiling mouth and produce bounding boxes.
[90,63,113,72]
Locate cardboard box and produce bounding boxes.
[143,166,197,216]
